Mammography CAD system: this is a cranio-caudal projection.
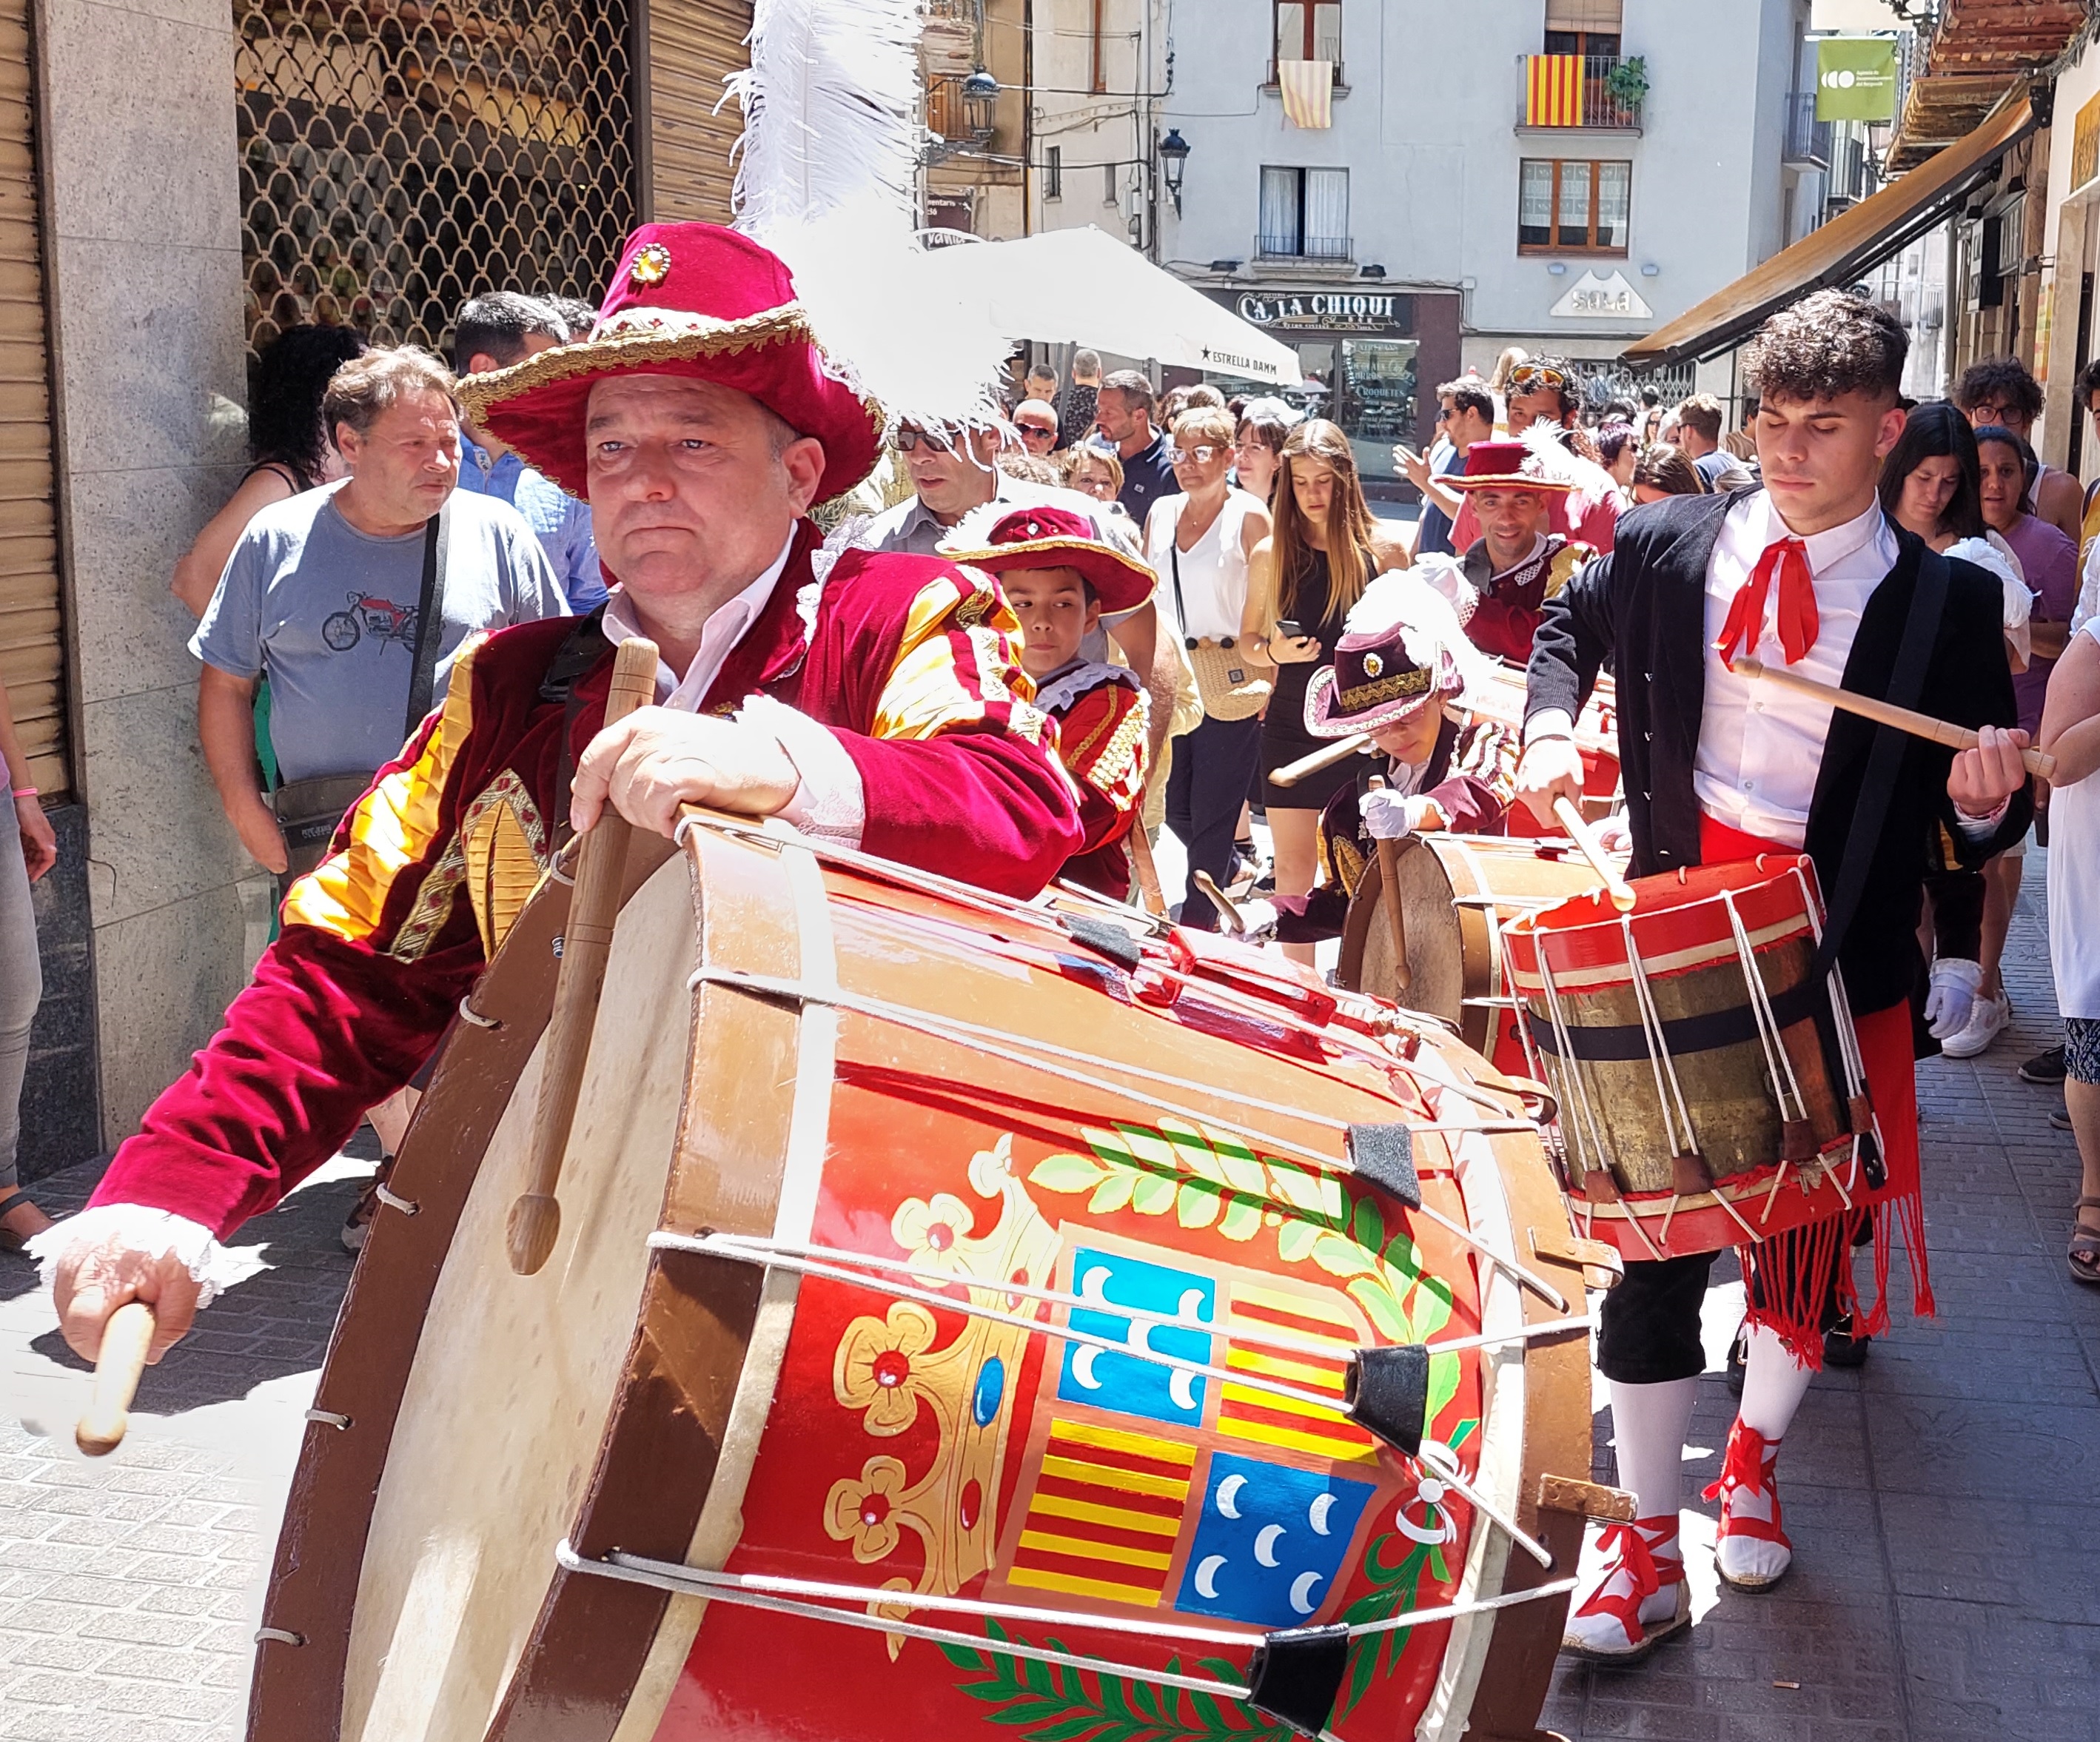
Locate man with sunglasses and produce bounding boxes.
[1398,378,1495,557]
[1452,357,1621,556]
[1013,398,1061,458]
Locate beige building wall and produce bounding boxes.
[35,0,268,1138]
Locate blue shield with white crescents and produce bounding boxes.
[1175,1453,1375,1625]
[1057,1248,1215,1428]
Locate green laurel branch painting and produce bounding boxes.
[939,1622,1292,1742]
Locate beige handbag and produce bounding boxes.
[1170,541,1269,721]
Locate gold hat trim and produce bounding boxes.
[1335,666,1433,711]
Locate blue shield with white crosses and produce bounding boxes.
[1175,1452,1375,1625]
[1057,1247,1215,1429]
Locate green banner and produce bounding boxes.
[1816,37,1899,122]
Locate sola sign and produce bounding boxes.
[1550,269,1651,320]
[1236,291,1402,332]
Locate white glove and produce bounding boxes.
[1221,897,1278,942]
[1925,957,1983,1041]
[1362,789,1433,840]
[1593,809,1632,854]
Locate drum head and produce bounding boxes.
[340,857,697,1742]
[1360,840,1466,1029]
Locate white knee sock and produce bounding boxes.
[1606,1376,1699,1541]
[1737,1324,1815,1440]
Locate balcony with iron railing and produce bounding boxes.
[1517,53,1644,131]
[1784,91,1832,165]
[1255,231,1352,262]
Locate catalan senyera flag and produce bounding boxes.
[1278,58,1334,130]
[1526,53,1585,127]
[1218,1282,1380,1464]
[1007,1420,1195,1608]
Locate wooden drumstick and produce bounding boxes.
[1127,823,1169,917]
[507,637,660,1276]
[76,1301,155,1457]
[1268,732,1369,788]
[1192,868,1244,931]
[1733,654,2058,780]
[1553,797,1636,912]
[1366,775,1413,992]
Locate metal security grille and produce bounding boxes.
[235,0,637,363]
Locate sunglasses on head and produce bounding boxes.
[1509,365,1569,391]
[894,425,957,453]
[1167,443,1222,465]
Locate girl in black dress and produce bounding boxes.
[1244,418,1409,965]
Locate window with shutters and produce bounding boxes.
[1517,158,1629,254]
[234,0,638,366]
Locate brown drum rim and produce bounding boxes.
[244,833,678,1741]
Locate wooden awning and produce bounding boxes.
[1623,91,2034,371]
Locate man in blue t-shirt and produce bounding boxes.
[192,346,567,876]
[1403,377,1497,558]
[453,292,608,612]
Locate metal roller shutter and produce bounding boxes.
[0,0,61,798]
[643,0,751,224]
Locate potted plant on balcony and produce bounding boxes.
[1604,56,1648,111]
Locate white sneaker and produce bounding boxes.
[1560,1515,1689,1661]
[1941,991,2011,1059]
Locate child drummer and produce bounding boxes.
[945,505,1155,899]
[1225,571,1519,944]
[1517,292,2031,1658]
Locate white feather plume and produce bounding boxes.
[724,0,1012,435]
[1517,421,1619,501]
[727,0,922,245]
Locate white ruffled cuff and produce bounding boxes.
[24,1206,244,1310]
[738,693,866,848]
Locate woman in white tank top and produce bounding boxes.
[1142,409,1272,929]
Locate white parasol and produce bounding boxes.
[916,226,1304,387]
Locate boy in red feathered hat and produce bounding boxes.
[41,224,1087,1370]
[942,505,1156,899]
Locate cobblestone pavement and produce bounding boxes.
[1,858,2093,1740]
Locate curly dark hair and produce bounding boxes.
[1952,356,2046,425]
[1743,289,1905,407]
[249,324,367,486]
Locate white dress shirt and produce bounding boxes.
[1693,492,1899,847]
[602,531,796,709]
[601,529,865,844]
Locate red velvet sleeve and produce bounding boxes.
[87,629,555,1233]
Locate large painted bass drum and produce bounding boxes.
[246,813,1623,1742]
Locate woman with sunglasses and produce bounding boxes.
[1244,419,1410,965]
[1144,406,1273,929]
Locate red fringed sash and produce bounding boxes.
[1697,814,1933,1362]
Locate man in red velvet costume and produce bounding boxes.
[38,223,1083,1364]
[942,504,1155,900]
[1517,291,2030,1660]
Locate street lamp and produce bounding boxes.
[1158,129,1191,216]
[961,67,999,145]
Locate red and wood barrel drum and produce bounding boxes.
[246,816,1621,1742]
[1500,853,1879,1264]
[1338,835,1606,1077]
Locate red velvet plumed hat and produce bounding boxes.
[940,504,1157,615]
[459,223,884,503]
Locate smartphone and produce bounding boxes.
[1275,620,1304,640]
